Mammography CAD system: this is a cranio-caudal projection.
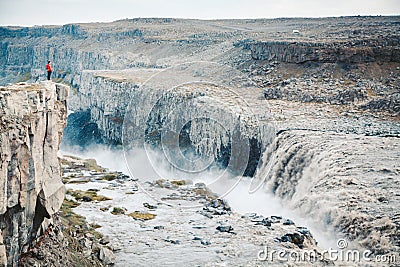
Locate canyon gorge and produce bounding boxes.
[0,16,399,266]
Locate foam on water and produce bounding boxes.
[61,144,339,250]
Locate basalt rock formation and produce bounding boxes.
[0,82,68,266]
[247,39,400,63]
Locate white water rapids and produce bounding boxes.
[61,144,339,252]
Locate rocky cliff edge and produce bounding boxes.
[0,82,68,266]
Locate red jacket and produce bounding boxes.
[46,63,52,72]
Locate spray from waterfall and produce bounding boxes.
[61,143,339,250]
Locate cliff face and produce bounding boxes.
[247,39,400,63]
[65,71,138,145]
[63,69,268,176]
[0,82,68,266]
[0,19,237,86]
[0,24,113,85]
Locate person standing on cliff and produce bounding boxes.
[46,60,52,80]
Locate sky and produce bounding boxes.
[0,0,399,26]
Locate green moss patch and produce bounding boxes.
[155,179,166,187]
[194,188,218,201]
[171,180,186,186]
[66,189,112,202]
[59,198,103,240]
[102,173,118,181]
[61,198,81,211]
[155,179,186,188]
[111,207,126,215]
[128,211,156,220]
[84,159,105,172]
[90,223,102,229]
[64,176,91,184]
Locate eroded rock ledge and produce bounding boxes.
[246,38,400,63]
[0,82,68,266]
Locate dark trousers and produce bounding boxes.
[47,71,52,80]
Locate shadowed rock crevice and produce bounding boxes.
[30,193,51,244]
[61,110,105,149]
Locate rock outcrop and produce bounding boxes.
[0,82,68,266]
[247,39,400,63]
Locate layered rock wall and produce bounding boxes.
[248,40,400,63]
[67,71,135,145]
[0,82,68,266]
[64,70,269,176]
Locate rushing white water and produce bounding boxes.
[216,179,339,250]
[60,144,339,250]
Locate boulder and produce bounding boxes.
[98,247,116,265]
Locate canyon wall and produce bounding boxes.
[246,38,400,63]
[1,17,399,87]
[0,19,240,86]
[0,24,115,85]
[65,71,137,145]
[64,69,270,176]
[0,82,68,266]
